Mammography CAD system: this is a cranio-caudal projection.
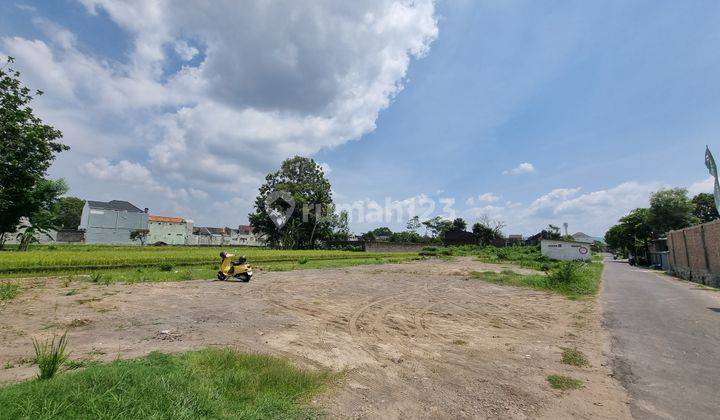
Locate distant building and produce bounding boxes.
[525,230,552,246]
[238,225,265,246]
[79,200,148,244]
[148,215,193,245]
[189,225,266,246]
[506,234,524,246]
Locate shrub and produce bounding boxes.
[548,261,584,285]
[90,273,103,283]
[159,263,174,272]
[422,246,438,252]
[298,257,309,265]
[33,332,70,380]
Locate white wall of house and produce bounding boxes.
[148,221,188,245]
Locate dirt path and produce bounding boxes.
[0,257,629,419]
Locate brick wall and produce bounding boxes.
[667,220,720,287]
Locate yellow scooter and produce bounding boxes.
[217,252,253,282]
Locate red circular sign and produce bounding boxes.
[579,247,589,254]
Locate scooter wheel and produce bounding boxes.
[235,273,250,282]
[217,272,226,281]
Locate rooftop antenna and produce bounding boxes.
[563,222,568,236]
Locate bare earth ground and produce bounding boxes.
[0,257,630,419]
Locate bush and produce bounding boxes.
[298,257,309,265]
[422,246,438,252]
[90,273,103,283]
[33,332,70,380]
[548,261,584,285]
[159,263,174,272]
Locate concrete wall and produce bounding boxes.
[81,206,148,244]
[148,221,187,245]
[364,242,425,253]
[667,220,720,287]
[541,240,592,261]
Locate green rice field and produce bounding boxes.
[0,244,418,276]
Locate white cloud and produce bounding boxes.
[80,158,151,184]
[465,192,500,206]
[173,40,198,61]
[688,176,715,195]
[2,1,438,225]
[503,162,535,175]
[462,181,665,236]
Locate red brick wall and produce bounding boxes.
[667,220,720,287]
[704,221,720,273]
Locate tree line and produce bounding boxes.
[605,188,718,260]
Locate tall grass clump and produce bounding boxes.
[0,348,332,418]
[33,332,70,380]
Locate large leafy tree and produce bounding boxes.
[647,188,698,234]
[422,216,453,237]
[249,156,336,249]
[52,196,85,229]
[0,57,69,243]
[472,222,494,246]
[691,192,719,223]
[605,208,653,257]
[451,217,467,231]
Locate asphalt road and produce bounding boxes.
[602,258,720,419]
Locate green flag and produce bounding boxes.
[707,146,720,214]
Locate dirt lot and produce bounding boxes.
[0,257,630,419]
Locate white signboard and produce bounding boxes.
[541,240,592,261]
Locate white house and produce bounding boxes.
[147,215,193,245]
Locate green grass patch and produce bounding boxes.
[0,282,21,300]
[0,348,332,419]
[547,374,584,390]
[561,348,589,367]
[471,260,602,298]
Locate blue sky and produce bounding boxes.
[1,1,717,236]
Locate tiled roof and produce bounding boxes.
[149,215,185,223]
[87,200,144,212]
[239,224,254,234]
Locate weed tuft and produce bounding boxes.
[298,257,309,265]
[90,273,103,283]
[547,374,583,390]
[33,332,70,380]
[561,348,589,367]
[159,263,174,272]
[0,282,20,301]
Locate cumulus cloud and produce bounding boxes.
[503,162,535,175]
[688,176,715,195]
[1,1,438,224]
[461,182,665,236]
[466,192,500,206]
